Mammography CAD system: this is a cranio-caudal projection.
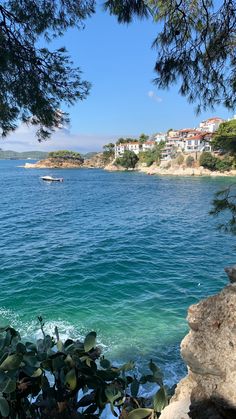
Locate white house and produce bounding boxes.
[115,142,140,158]
[115,141,157,158]
[153,132,167,143]
[199,117,224,133]
[166,136,185,150]
[183,135,212,153]
[142,141,156,152]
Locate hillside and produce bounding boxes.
[0,150,48,160]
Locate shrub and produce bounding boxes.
[199,152,218,170]
[139,151,156,167]
[115,150,139,169]
[185,156,195,168]
[215,158,232,172]
[48,150,84,163]
[0,318,170,418]
[176,154,184,165]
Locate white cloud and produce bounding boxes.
[148,90,163,103]
[0,124,121,153]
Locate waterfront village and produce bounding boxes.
[114,116,226,160]
[25,114,236,176]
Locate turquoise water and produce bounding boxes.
[0,161,234,384]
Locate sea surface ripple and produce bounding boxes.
[0,161,234,384]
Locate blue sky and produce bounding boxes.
[2,5,234,152]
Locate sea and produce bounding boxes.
[0,160,235,387]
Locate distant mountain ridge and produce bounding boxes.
[0,150,49,160]
[0,150,98,160]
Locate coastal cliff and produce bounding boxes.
[24,152,236,176]
[138,162,236,177]
[24,152,106,169]
[160,272,236,419]
[105,156,236,176]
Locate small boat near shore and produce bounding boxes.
[41,176,64,182]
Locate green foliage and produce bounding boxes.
[116,150,139,169]
[199,152,218,171]
[102,143,115,162]
[48,150,84,162]
[138,151,155,167]
[185,156,195,168]
[139,141,165,167]
[105,0,236,111]
[116,138,137,145]
[212,120,236,155]
[199,152,232,172]
[176,154,184,165]
[153,141,166,164]
[210,186,236,234]
[0,150,48,160]
[0,1,94,140]
[215,158,232,172]
[2,0,236,141]
[0,318,170,418]
[139,133,149,143]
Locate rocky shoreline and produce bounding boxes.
[24,155,236,177]
[159,267,236,419]
[24,153,106,169]
[105,161,236,177]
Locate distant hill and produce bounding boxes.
[0,150,48,160]
[82,152,99,160]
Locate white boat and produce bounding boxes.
[41,176,63,182]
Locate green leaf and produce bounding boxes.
[130,377,139,398]
[119,361,135,372]
[31,368,43,378]
[56,340,63,352]
[51,355,65,371]
[65,368,77,390]
[127,408,154,419]
[16,342,26,354]
[153,386,168,413]
[0,397,9,417]
[100,357,111,369]
[0,377,16,393]
[105,385,121,404]
[148,360,163,385]
[84,331,96,352]
[96,369,119,381]
[23,354,40,368]
[25,342,37,352]
[0,353,22,371]
[139,375,147,384]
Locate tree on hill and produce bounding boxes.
[153,140,165,163]
[212,120,236,155]
[115,150,139,169]
[139,133,149,143]
[115,137,137,145]
[48,150,84,162]
[102,142,115,162]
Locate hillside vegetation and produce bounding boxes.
[0,150,48,160]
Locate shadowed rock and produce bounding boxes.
[160,279,236,419]
[224,265,236,283]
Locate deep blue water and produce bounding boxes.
[0,160,234,384]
